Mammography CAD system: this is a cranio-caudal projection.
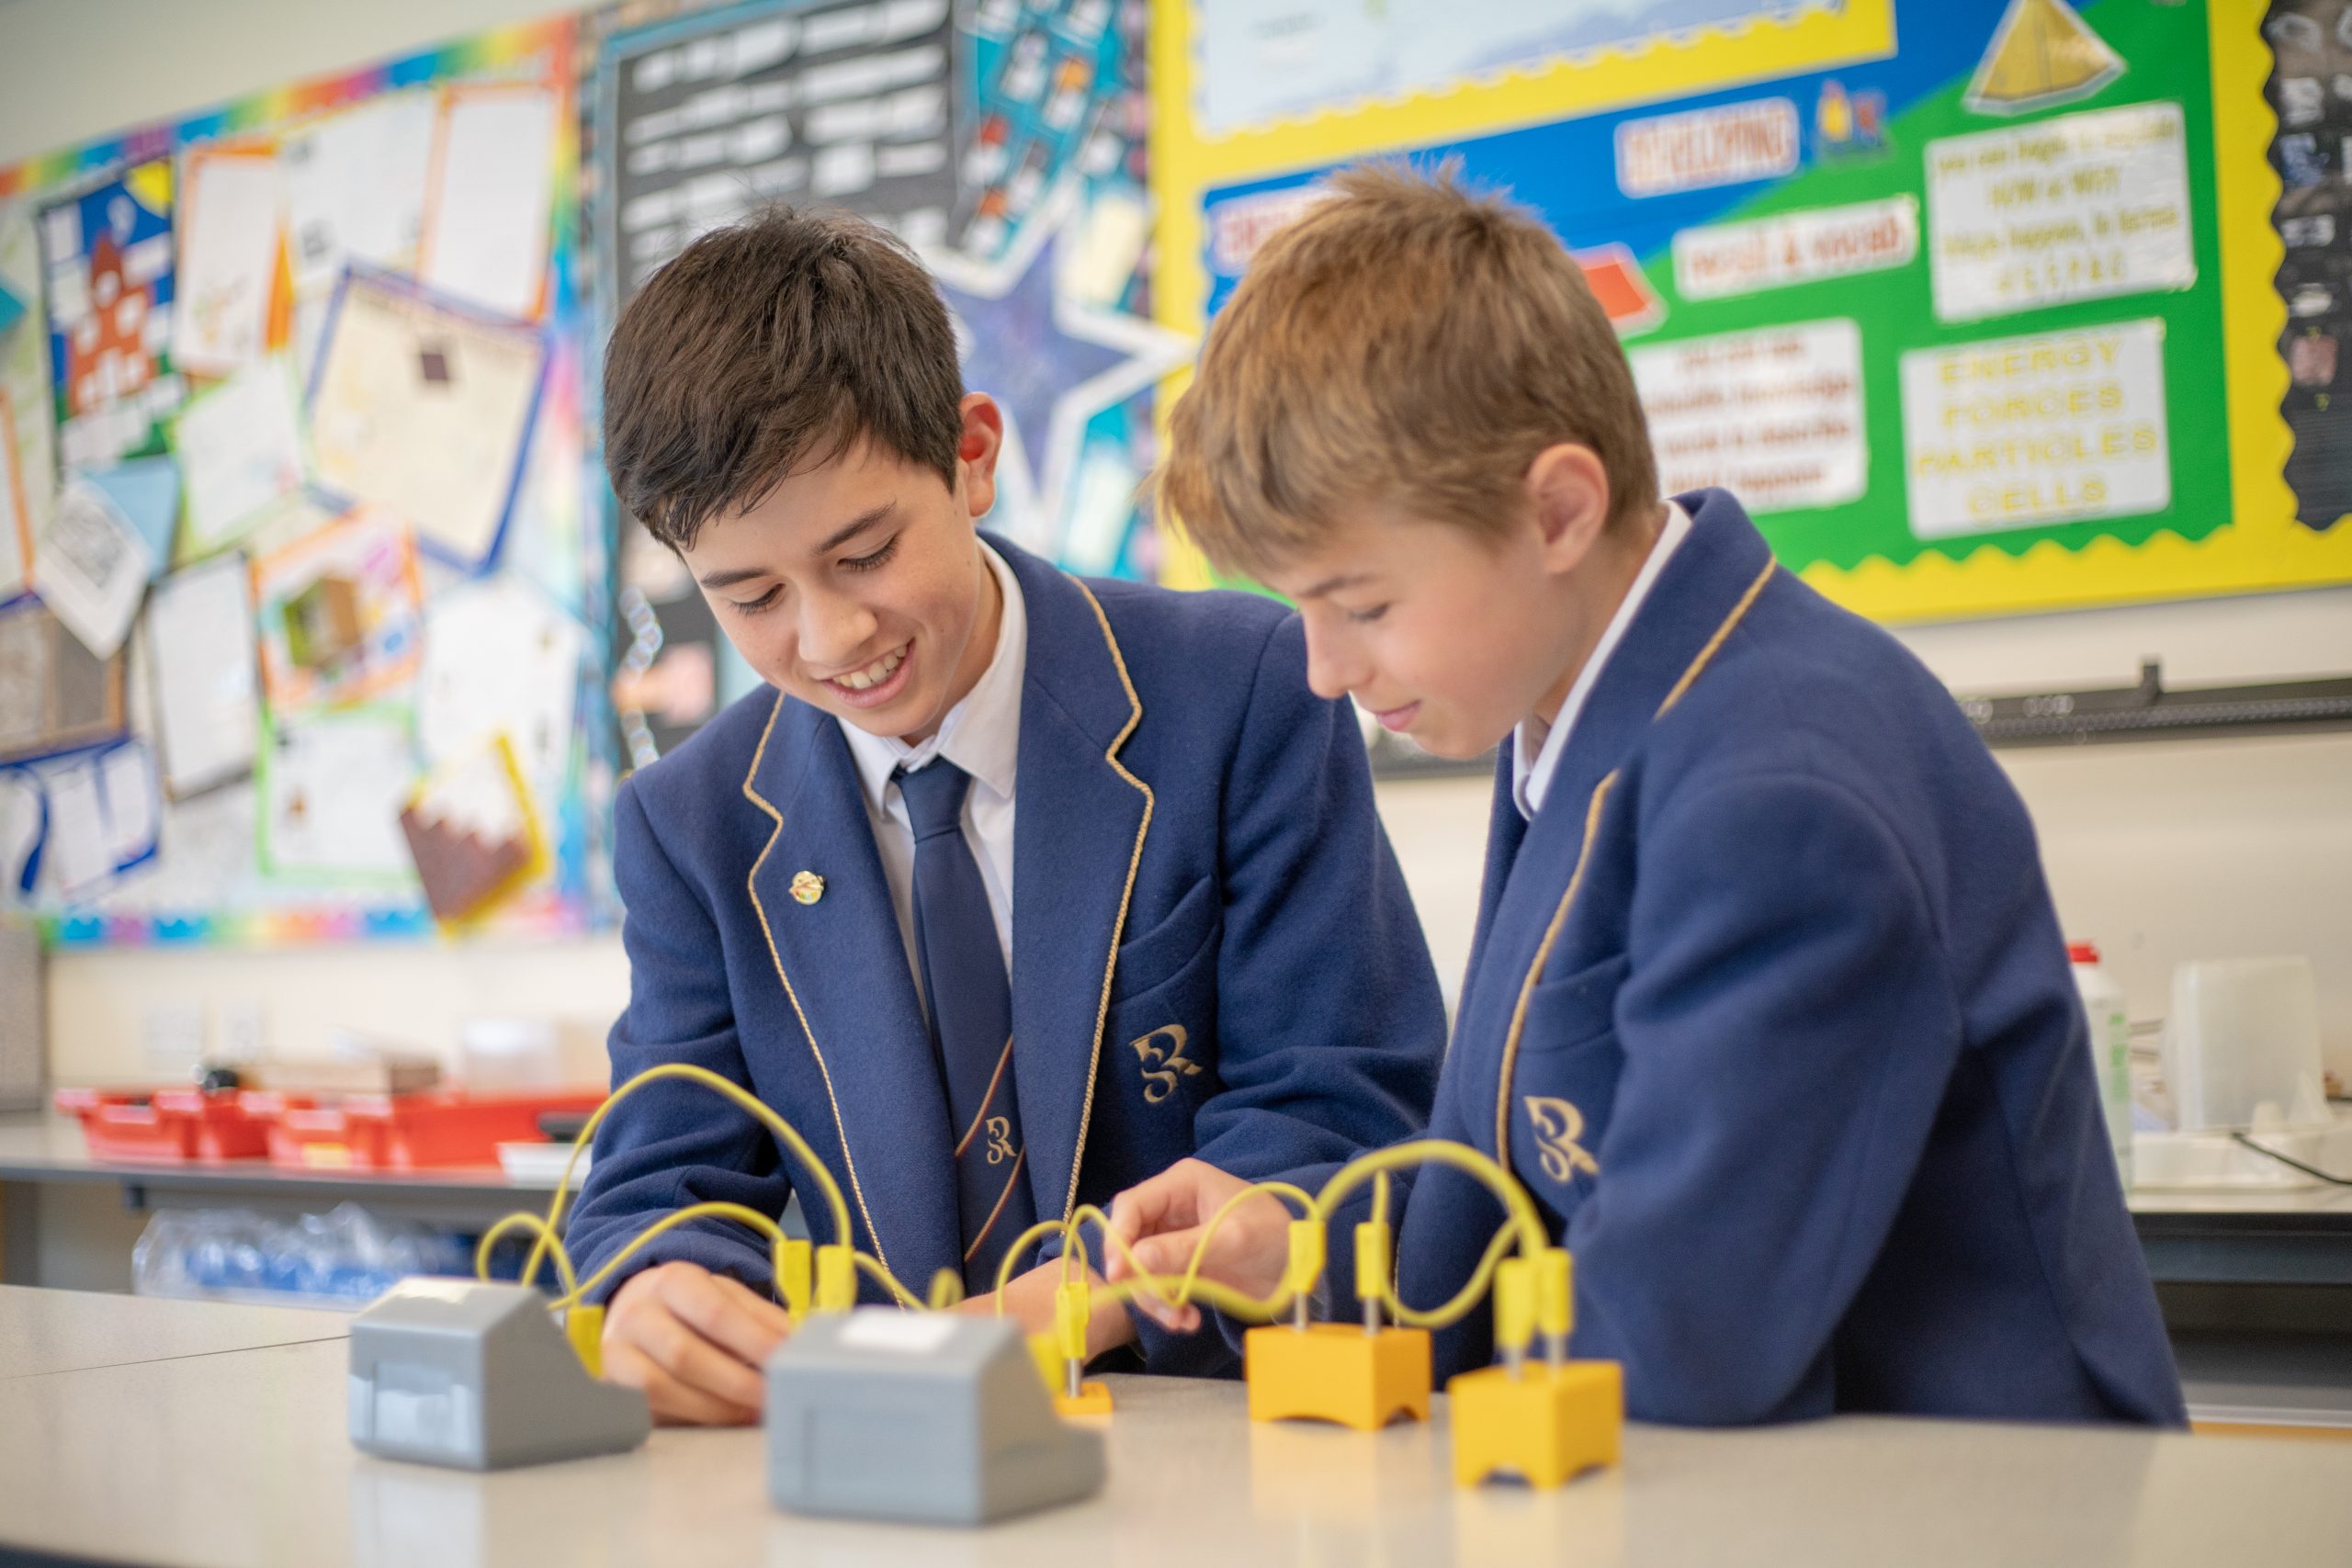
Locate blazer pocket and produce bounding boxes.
[1111,874,1221,1002]
[1515,951,1631,1056]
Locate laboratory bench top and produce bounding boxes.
[0,1283,345,1382]
[0,1300,2346,1568]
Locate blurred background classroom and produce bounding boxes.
[0,0,2346,1431]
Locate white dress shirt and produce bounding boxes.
[1512,499,1693,821]
[840,539,1024,1006]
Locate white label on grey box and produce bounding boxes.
[1926,101,2195,322]
[1631,320,1867,514]
[1901,319,2169,540]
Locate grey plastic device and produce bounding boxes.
[348,1279,652,1471]
[766,1309,1106,1526]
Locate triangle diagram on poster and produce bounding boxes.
[1964,0,2125,116]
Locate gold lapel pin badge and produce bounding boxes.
[790,871,826,906]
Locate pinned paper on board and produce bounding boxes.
[0,770,41,900]
[418,83,558,321]
[0,599,127,764]
[35,478,153,659]
[282,90,438,297]
[147,554,260,799]
[0,389,31,601]
[0,276,24,341]
[257,705,417,882]
[171,146,288,378]
[173,358,307,556]
[307,270,546,570]
[250,505,424,711]
[1926,102,2194,323]
[416,576,582,797]
[1963,0,2123,118]
[398,734,546,927]
[39,739,159,902]
[82,456,182,581]
[40,160,184,469]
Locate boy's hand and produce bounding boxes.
[601,1260,795,1426]
[957,1259,1136,1359]
[1104,1157,1291,1335]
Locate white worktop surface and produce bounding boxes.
[0,1292,2346,1568]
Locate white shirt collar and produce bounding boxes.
[1512,499,1693,821]
[841,537,1024,808]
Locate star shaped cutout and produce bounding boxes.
[926,182,1193,561]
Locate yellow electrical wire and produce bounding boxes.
[1312,1139,1546,1254]
[554,1201,789,1310]
[476,1066,1559,1349]
[513,1061,865,1294]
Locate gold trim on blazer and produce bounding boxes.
[1058,575,1153,1224]
[741,690,896,1281]
[1493,558,1779,1171]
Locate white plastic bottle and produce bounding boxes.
[2069,942,2134,1190]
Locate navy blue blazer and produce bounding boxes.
[1397,490,2185,1427]
[568,535,1444,1372]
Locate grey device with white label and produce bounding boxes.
[348,1280,651,1471]
[766,1310,1107,1525]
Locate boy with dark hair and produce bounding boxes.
[1109,164,2185,1427]
[571,205,1445,1424]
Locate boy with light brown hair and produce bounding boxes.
[1110,164,2184,1427]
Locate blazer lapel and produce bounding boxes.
[1000,541,1151,1227]
[741,693,962,1287]
[1454,490,1783,1149]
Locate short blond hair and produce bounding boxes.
[1159,162,1658,578]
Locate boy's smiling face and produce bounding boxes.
[1258,445,1658,761]
[683,394,1005,745]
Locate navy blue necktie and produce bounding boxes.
[896,761,1035,1293]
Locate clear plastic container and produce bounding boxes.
[2164,956,2328,1133]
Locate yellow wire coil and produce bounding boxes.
[474,1064,1561,1345]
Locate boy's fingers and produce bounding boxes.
[679,1271,793,1362]
[1128,1227,1207,1280]
[603,1339,758,1427]
[627,1298,770,1413]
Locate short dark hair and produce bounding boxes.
[603,205,966,551]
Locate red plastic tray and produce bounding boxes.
[241,1088,606,1171]
[53,1087,288,1165]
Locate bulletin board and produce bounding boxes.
[0,17,607,948]
[583,0,1182,765]
[1150,0,2352,625]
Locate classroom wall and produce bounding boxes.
[5,0,2348,1088]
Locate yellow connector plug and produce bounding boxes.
[1052,1277,1111,1416]
[1536,1247,1572,1363]
[777,1237,813,1325]
[1354,1221,1392,1333]
[814,1244,855,1314]
[1493,1257,1535,1371]
[561,1303,605,1378]
[1284,1219,1326,1329]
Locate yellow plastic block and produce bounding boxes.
[1245,1323,1431,1430]
[1055,1381,1114,1417]
[1447,1359,1623,1489]
[562,1304,605,1379]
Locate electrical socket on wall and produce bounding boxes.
[141,1002,205,1077]
[217,999,266,1065]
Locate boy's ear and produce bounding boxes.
[956,392,1005,522]
[1525,444,1612,574]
